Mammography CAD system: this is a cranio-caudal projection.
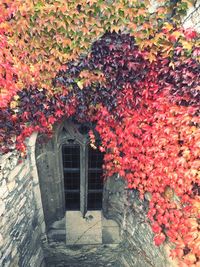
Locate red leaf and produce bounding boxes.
[154,233,166,246]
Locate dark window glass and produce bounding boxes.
[65,192,80,210]
[62,145,80,210]
[88,146,104,210]
[62,145,80,168]
[87,192,103,210]
[88,146,104,169]
[88,171,103,190]
[62,143,104,211]
[64,172,80,190]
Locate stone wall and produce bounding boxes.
[0,133,46,267]
[0,131,189,267]
[182,2,200,31]
[149,0,200,32]
[103,175,178,267]
[35,132,65,234]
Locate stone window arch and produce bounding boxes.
[36,119,104,230]
[59,120,104,217]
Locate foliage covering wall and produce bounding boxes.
[0,1,199,266]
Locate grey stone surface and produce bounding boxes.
[102,227,120,244]
[103,176,172,267]
[65,211,120,246]
[182,1,200,31]
[0,180,9,199]
[44,242,122,267]
[102,217,121,244]
[66,211,102,245]
[41,175,174,267]
[0,139,45,267]
[36,136,65,231]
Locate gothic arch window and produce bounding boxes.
[60,120,104,216]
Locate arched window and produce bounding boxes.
[60,120,104,216]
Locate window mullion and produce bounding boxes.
[80,144,88,217]
[85,145,88,215]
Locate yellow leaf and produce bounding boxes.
[169,61,175,69]
[77,80,84,90]
[181,40,193,51]
[10,101,18,109]
[147,52,156,62]
[13,95,20,101]
[163,22,173,32]
[110,25,121,33]
[171,31,183,41]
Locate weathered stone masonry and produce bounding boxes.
[0,129,178,267]
[103,175,178,267]
[1,126,178,267]
[0,133,46,267]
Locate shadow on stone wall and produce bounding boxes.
[103,175,177,267]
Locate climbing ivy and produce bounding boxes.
[0,0,199,106]
[0,1,200,266]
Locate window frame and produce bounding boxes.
[59,120,103,216]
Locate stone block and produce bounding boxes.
[29,247,44,267]
[15,213,24,226]
[17,164,30,181]
[102,227,120,244]
[7,181,16,192]
[66,211,102,245]
[1,154,19,180]
[0,215,7,229]
[0,200,6,216]
[48,229,66,242]
[8,163,23,182]
[0,152,16,171]
[41,222,46,235]
[9,254,19,267]
[102,217,120,244]
[0,233,3,248]
[0,180,8,199]
[183,5,200,32]
[17,179,30,194]
[51,217,65,230]
[102,216,119,227]
[2,241,13,260]
[11,247,18,258]
[33,184,43,210]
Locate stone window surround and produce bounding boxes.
[59,119,103,217]
[35,119,106,236]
